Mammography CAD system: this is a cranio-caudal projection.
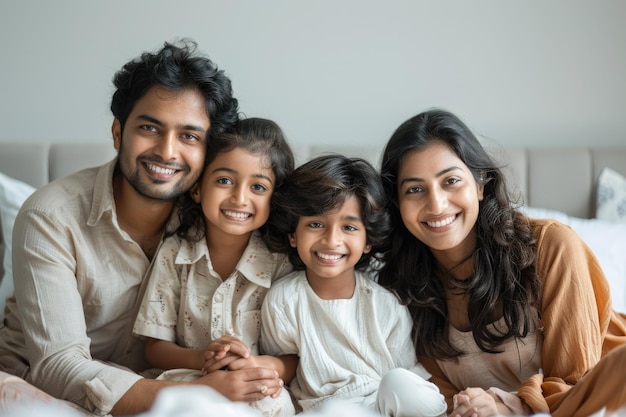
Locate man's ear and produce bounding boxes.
[112,118,122,151]
[190,182,202,203]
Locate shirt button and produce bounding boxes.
[212,330,221,339]
[214,293,223,302]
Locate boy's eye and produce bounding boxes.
[307,222,324,229]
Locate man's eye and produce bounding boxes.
[181,133,199,141]
[141,125,158,133]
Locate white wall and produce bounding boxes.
[1,0,625,152]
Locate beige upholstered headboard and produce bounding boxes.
[1,141,625,218]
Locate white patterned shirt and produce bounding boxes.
[134,231,292,355]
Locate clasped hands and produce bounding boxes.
[195,335,284,402]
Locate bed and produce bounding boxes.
[1,141,626,417]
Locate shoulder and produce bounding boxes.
[266,271,306,300]
[357,272,403,305]
[19,165,106,215]
[530,218,588,258]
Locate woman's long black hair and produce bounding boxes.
[378,109,540,360]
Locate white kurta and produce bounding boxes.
[260,270,430,411]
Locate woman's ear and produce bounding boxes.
[363,244,372,254]
[190,182,202,203]
[477,172,486,201]
[289,233,297,248]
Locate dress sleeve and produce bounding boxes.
[519,220,610,412]
[12,208,141,415]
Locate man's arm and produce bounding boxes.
[111,367,284,415]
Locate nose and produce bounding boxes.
[230,185,248,205]
[154,132,177,160]
[322,226,341,247]
[428,187,448,214]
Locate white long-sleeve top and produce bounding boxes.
[260,270,430,412]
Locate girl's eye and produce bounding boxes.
[217,177,233,185]
[343,225,358,232]
[251,183,268,192]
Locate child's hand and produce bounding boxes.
[202,336,251,374]
[451,387,510,417]
[226,355,285,398]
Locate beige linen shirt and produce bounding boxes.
[133,231,293,355]
[0,160,164,415]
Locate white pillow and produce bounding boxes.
[522,206,626,313]
[596,167,626,223]
[0,172,36,319]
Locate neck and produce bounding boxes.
[306,270,356,300]
[113,176,175,259]
[206,226,252,280]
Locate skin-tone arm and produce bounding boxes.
[203,336,298,396]
[111,366,283,415]
[144,338,207,370]
[450,388,512,417]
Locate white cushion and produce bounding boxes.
[0,172,36,319]
[522,206,626,313]
[596,167,626,223]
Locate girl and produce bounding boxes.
[133,117,296,417]
[260,154,447,417]
[378,109,626,417]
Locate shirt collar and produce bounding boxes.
[175,231,276,288]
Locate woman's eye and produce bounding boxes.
[406,186,423,194]
[445,177,461,185]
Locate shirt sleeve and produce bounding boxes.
[133,238,182,343]
[12,207,142,415]
[260,282,299,356]
[383,293,431,380]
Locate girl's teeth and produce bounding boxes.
[223,210,250,219]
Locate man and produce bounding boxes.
[0,40,284,415]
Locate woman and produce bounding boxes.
[378,108,626,417]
